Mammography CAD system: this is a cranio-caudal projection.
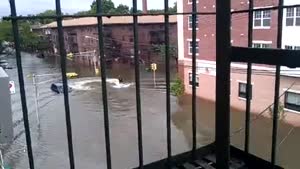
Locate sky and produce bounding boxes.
[0,0,177,17]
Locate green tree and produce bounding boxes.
[152,44,178,66]
[171,76,185,97]
[90,0,115,14]
[37,10,57,24]
[113,4,130,14]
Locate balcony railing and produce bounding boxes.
[3,0,300,168]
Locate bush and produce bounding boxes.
[171,76,185,97]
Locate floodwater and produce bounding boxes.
[1,53,300,169]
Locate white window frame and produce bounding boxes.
[285,7,300,26]
[187,39,200,56]
[188,0,199,5]
[237,80,253,100]
[252,40,272,48]
[284,90,300,113]
[188,72,199,87]
[253,7,272,29]
[188,15,199,30]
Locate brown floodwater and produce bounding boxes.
[1,53,300,169]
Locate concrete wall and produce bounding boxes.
[0,68,13,144]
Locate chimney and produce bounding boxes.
[142,0,148,13]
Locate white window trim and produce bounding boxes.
[188,72,200,88]
[252,40,272,44]
[187,39,200,56]
[188,15,199,30]
[285,7,300,27]
[283,89,300,114]
[188,0,199,5]
[237,81,253,100]
[253,6,273,29]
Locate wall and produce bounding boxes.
[282,0,300,49]
[181,60,300,126]
[179,0,279,62]
[0,68,13,144]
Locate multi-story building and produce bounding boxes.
[37,16,177,65]
[178,0,300,125]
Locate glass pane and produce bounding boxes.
[286,18,295,26]
[285,45,293,50]
[239,83,246,93]
[254,19,261,27]
[287,92,300,105]
[263,19,270,27]
[296,18,300,26]
[254,11,261,19]
[286,8,295,17]
[253,43,261,48]
[295,46,300,50]
[263,10,271,18]
[296,7,300,16]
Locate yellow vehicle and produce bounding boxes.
[66,72,78,78]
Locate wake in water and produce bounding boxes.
[69,77,133,91]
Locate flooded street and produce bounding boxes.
[1,53,300,169]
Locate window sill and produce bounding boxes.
[188,28,199,30]
[253,27,271,29]
[284,108,300,114]
[189,85,199,88]
[188,53,199,56]
[238,97,252,101]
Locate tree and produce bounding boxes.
[90,0,115,14]
[113,4,130,14]
[37,10,57,24]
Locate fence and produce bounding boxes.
[3,0,300,168]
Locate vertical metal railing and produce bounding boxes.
[55,0,75,168]
[244,0,253,154]
[216,0,231,168]
[191,0,198,158]
[9,0,35,168]
[132,0,144,168]
[95,0,112,169]
[164,0,172,167]
[271,0,284,168]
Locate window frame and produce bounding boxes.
[238,82,252,100]
[253,8,272,29]
[188,72,199,87]
[188,0,199,5]
[286,7,300,26]
[252,41,272,48]
[187,39,200,56]
[284,91,300,113]
[188,15,199,30]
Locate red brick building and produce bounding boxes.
[178,0,300,125]
[39,16,177,64]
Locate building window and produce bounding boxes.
[188,41,199,55]
[295,46,300,50]
[285,45,293,50]
[285,91,300,112]
[286,7,300,26]
[254,10,271,28]
[188,15,199,29]
[253,42,272,48]
[188,0,199,4]
[189,73,199,87]
[238,82,252,99]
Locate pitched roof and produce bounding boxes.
[40,15,177,28]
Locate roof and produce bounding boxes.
[40,15,177,28]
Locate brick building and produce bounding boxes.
[178,0,300,125]
[38,16,177,64]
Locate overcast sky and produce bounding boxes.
[0,0,177,17]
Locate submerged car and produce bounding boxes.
[51,83,72,94]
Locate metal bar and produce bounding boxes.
[95,0,112,168]
[55,0,75,168]
[4,4,300,21]
[271,0,284,168]
[231,47,300,68]
[132,0,144,168]
[8,1,35,168]
[216,0,231,168]
[191,0,198,159]
[164,0,172,167]
[244,0,253,154]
